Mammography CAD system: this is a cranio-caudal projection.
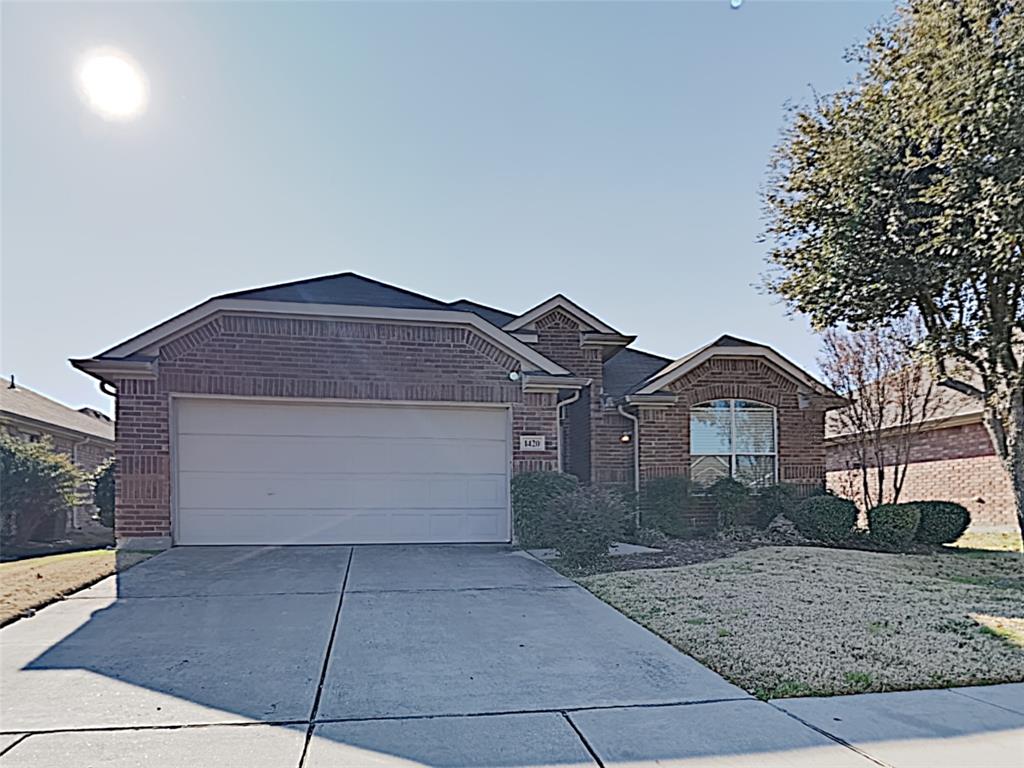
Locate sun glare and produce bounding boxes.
[77,48,148,121]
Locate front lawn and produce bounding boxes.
[0,549,152,627]
[578,545,1024,699]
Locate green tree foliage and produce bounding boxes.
[0,436,81,546]
[763,0,1024,538]
[93,459,116,529]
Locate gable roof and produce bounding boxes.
[75,273,572,378]
[0,378,114,442]
[631,334,838,398]
[502,294,621,334]
[219,272,452,311]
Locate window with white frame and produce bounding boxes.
[689,399,777,489]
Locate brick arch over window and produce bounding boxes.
[668,358,798,407]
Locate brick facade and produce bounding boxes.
[826,420,1017,530]
[608,357,830,530]
[533,309,605,483]
[114,314,559,542]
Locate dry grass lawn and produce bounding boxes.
[0,549,151,627]
[579,545,1024,699]
[952,529,1023,553]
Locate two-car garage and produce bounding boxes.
[172,399,511,545]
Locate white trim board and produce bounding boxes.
[635,345,834,397]
[502,294,621,334]
[91,299,570,376]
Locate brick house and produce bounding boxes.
[825,378,1016,531]
[71,273,842,549]
[0,376,115,535]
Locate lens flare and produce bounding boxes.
[77,48,148,120]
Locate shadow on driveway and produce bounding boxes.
[1,545,1021,767]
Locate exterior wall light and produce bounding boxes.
[508,371,521,382]
[620,433,632,443]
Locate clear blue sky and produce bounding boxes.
[2,0,892,414]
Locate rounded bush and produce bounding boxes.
[709,477,751,529]
[511,472,578,548]
[547,486,627,566]
[913,501,971,545]
[868,503,922,550]
[640,475,692,538]
[753,483,802,529]
[785,495,858,543]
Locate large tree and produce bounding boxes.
[763,0,1024,537]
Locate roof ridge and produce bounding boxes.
[217,271,451,308]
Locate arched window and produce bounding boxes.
[689,399,777,489]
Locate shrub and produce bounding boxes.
[0,436,81,546]
[754,483,803,529]
[640,476,692,538]
[546,485,627,566]
[511,471,578,548]
[785,495,858,543]
[868,503,922,550]
[913,501,971,545]
[93,459,116,529]
[709,477,752,528]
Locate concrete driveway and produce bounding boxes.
[1,545,1021,767]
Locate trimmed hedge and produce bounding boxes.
[914,501,971,545]
[785,495,858,543]
[868,503,922,549]
[511,471,579,548]
[640,476,692,538]
[545,485,628,566]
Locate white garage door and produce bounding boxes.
[173,399,510,545]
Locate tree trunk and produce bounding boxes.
[981,385,1024,542]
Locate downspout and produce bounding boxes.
[556,389,583,473]
[617,403,641,526]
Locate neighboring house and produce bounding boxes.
[71,272,843,549]
[825,371,1015,530]
[0,376,115,534]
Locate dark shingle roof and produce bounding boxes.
[0,378,114,441]
[602,348,672,398]
[220,272,452,312]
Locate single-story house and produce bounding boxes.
[71,273,843,549]
[0,376,115,534]
[825,372,1016,531]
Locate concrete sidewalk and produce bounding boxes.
[1,545,1021,767]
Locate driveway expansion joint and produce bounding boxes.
[561,711,605,768]
[310,696,755,724]
[767,701,893,768]
[0,734,28,758]
[298,546,353,768]
[345,584,579,595]
[947,686,1024,716]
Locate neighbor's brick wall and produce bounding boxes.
[114,315,559,541]
[592,357,830,530]
[826,421,1016,530]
